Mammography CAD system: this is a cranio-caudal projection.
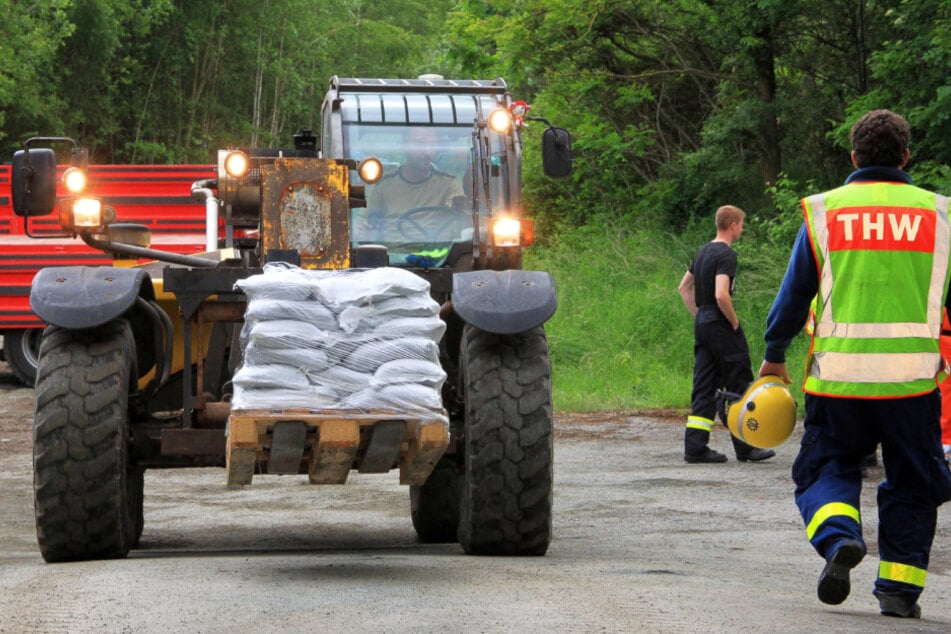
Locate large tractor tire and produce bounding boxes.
[33,320,137,562]
[458,325,553,556]
[128,466,145,548]
[4,328,42,386]
[410,455,461,543]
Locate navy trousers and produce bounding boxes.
[793,391,951,599]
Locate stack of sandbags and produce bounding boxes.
[231,263,447,422]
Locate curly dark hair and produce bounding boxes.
[850,109,910,168]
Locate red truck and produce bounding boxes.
[0,163,216,384]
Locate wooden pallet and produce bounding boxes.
[226,408,449,488]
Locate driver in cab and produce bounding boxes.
[360,126,467,243]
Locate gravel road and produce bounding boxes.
[0,361,949,633]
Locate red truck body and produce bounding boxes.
[0,163,216,383]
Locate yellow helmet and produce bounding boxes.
[726,375,797,449]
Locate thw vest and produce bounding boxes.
[803,181,951,397]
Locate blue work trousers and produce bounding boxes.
[793,391,951,599]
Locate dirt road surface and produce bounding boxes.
[1,361,949,633]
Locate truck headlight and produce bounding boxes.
[62,167,87,194]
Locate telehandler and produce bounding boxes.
[13,76,572,562]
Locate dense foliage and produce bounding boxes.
[3,1,949,222]
[443,0,951,233]
[0,0,453,162]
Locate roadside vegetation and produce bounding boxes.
[528,219,812,412]
[2,1,950,412]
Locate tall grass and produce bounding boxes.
[526,221,811,413]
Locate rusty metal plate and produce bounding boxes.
[261,159,351,269]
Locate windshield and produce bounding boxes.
[346,123,484,266]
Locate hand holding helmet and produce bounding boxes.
[719,375,797,449]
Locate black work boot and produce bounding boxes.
[736,447,776,462]
[874,590,921,618]
[817,540,866,605]
[732,435,776,462]
[684,447,728,463]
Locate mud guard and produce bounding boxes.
[451,270,557,335]
[30,266,154,330]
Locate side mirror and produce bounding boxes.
[541,127,572,178]
[12,148,58,217]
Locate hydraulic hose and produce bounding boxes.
[134,296,173,399]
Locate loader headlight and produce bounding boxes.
[71,198,103,229]
[491,216,535,247]
[224,150,250,178]
[62,167,87,194]
[358,158,383,184]
[492,217,522,247]
[488,108,513,134]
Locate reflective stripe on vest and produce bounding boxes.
[803,184,951,397]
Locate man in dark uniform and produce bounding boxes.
[678,205,775,463]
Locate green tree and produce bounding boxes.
[445,0,909,231]
[0,0,75,153]
[844,0,951,192]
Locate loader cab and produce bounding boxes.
[321,77,521,270]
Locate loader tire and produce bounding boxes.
[33,320,137,562]
[128,467,145,547]
[4,328,42,386]
[458,325,553,556]
[410,456,461,543]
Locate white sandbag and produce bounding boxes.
[343,383,443,412]
[232,363,312,389]
[310,365,371,392]
[231,385,339,410]
[372,359,446,388]
[344,337,440,373]
[245,298,339,331]
[246,319,329,350]
[242,342,332,372]
[236,265,317,301]
[310,266,431,308]
[371,316,446,342]
[337,295,440,333]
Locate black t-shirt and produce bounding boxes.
[689,241,737,308]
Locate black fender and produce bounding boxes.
[31,266,155,330]
[31,266,161,380]
[451,269,557,335]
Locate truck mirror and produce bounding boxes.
[541,127,572,178]
[12,148,58,217]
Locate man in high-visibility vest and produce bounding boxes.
[758,109,951,619]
